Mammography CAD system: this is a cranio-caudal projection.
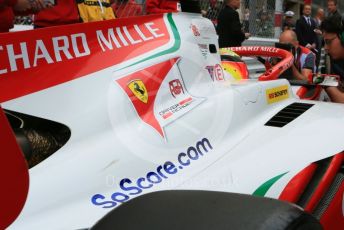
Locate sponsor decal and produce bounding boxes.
[190,18,214,40]
[191,24,200,36]
[91,138,213,209]
[219,48,240,57]
[205,64,225,82]
[0,14,180,103]
[198,44,208,59]
[116,57,204,137]
[205,65,214,80]
[160,79,193,120]
[158,97,193,120]
[230,46,279,53]
[169,79,184,98]
[266,85,289,104]
[128,79,148,103]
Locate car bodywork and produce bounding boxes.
[0,13,344,229]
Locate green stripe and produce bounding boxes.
[120,13,181,70]
[253,172,288,197]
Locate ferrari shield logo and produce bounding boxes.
[128,80,148,103]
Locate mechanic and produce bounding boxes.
[320,16,344,103]
[278,30,316,81]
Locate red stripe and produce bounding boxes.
[163,112,173,119]
[179,97,192,105]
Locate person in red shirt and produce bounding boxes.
[145,0,180,14]
[33,0,80,28]
[0,0,47,32]
[112,0,142,18]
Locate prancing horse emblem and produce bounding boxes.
[128,79,148,103]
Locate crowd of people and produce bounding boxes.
[217,0,344,103]
[279,0,344,103]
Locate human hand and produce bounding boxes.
[245,33,251,39]
[314,29,322,35]
[305,43,312,49]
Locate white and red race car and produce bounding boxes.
[0,12,343,230]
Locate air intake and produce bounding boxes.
[265,102,314,127]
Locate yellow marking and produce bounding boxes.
[128,79,148,103]
[266,85,289,104]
